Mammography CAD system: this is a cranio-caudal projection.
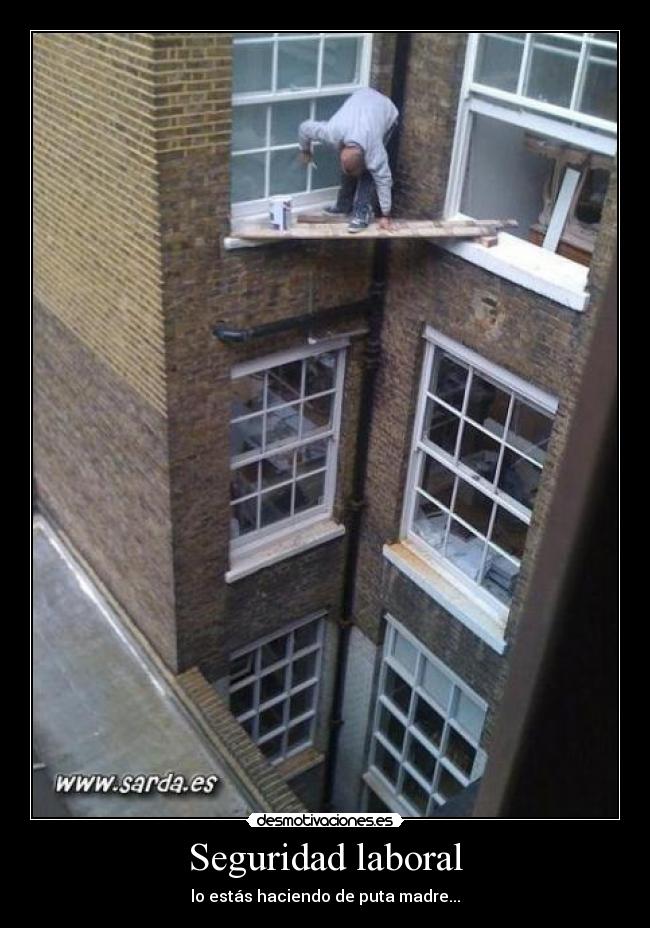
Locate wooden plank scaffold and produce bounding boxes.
[234,216,517,243]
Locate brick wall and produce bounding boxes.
[33,33,178,666]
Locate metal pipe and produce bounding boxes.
[322,31,412,812]
[213,299,372,343]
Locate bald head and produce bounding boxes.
[340,144,365,177]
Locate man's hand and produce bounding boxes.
[299,149,313,166]
[378,216,393,231]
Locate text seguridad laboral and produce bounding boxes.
[191,843,462,879]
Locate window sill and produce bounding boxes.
[382,541,508,655]
[275,746,324,782]
[227,518,345,583]
[437,229,589,312]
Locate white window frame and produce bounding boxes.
[400,326,558,628]
[229,338,347,563]
[364,617,487,817]
[231,32,373,222]
[229,612,325,764]
[443,32,617,306]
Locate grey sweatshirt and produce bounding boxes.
[298,88,399,215]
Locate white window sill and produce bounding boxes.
[382,541,508,655]
[226,518,345,583]
[437,229,589,312]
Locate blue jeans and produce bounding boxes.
[335,121,398,219]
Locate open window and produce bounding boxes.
[446,33,617,276]
[231,32,372,228]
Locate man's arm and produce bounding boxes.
[298,119,331,154]
[366,146,393,217]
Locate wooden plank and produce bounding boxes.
[236,218,518,242]
[543,168,581,253]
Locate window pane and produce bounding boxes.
[234,33,274,40]
[267,361,302,407]
[413,493,448,551]
[259,733,283,761]
[232,104,267,152]
[292,651,317,686]
[294,471,326,514]
[230,415,263,457]
[296,439,328,476]
[374,740,399,785]
[261,450,294,490]
[507,399,552,464]
[322,37,361,85]
[437,767,464,802]
[315,94,348,121]
[401,771,429,814]
[290,685,315,720]
[231,462,259,501]
[490,505,527,560]
[453,477,494,538]
[230,684,254,717]
[232,372,264,418]
[391,630,418,675]
[575,167,610,226]
[271,99,311,146]
[265,403,300,449]
[525,34,579,109]
[261,635,287,668]
[233,42,273,94]
[580,44,617,121]
[294,619,319,651]
[231,152,266,203]
[498,448,541,510]
[302,394,333,437]
[446,518,486,582]
[260,666,287,703]
[430,353,468,409]
[305,352,336,395]
[288,719,312,749]
[452,690,485,742]
[423,399,460,456]
[421,660,452,710]
[229,653,254,683]
[414,695,444,748]
[419,455,455,509]
[406,735,437,785]
[475,33,525,92]
[277,39,319,90]
[466,374,510,437]
[231,498,258,537]
[445,727,476,776]
[270,147,307,196]
[379,704,406,752]
[459,423,500,483]
[384,666,412,714]
[482,547,519,604]
[260,484,292,528]
[259,701,285,737]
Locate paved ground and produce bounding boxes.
[33,519,251,818]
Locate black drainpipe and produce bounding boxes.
[213,299,372,343]
[322,31,412,811]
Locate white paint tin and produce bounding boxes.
[269,195,293,231]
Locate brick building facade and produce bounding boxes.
[33,32,617,813]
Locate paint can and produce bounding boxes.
[269,195,293,231]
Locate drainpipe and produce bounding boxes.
[322,31,412,811]
[213,299,372,343]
